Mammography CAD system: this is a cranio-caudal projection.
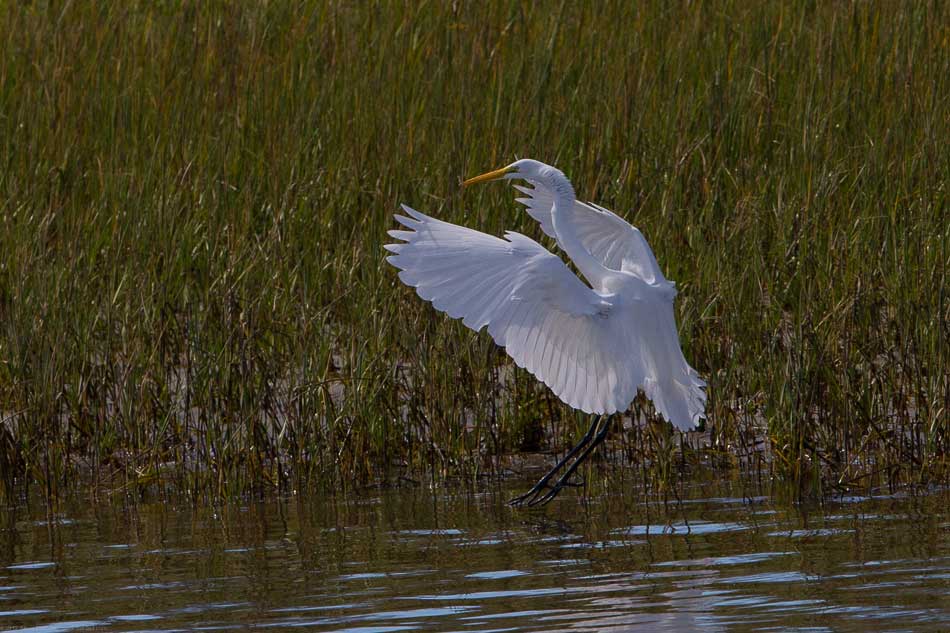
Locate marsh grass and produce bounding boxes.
[0,1,946,502]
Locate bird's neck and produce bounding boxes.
[548,176,609,289]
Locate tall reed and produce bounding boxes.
[0,1,946,501]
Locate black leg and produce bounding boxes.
[509,415,607,507]
[529,416,613,506]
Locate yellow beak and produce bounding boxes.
[462,165,516,187]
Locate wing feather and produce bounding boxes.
[537,313,557,387]
[513,182,667,285]
[387,204,705,424]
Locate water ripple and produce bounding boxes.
[0,483,946,633]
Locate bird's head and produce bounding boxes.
[463,159,556,187]
[464,159,574,202]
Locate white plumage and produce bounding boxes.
[384,159,705,432]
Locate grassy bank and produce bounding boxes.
[0,1,947,501]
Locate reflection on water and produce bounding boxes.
[0,480,947,632]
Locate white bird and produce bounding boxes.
[385,159,706,505]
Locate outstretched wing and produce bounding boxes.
[513,182,668,285]
[386,204,647,415]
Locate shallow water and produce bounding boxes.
[1,479,947,632]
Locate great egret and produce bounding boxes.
[385,159,706,506]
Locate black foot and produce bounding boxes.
[508,473,586,507]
